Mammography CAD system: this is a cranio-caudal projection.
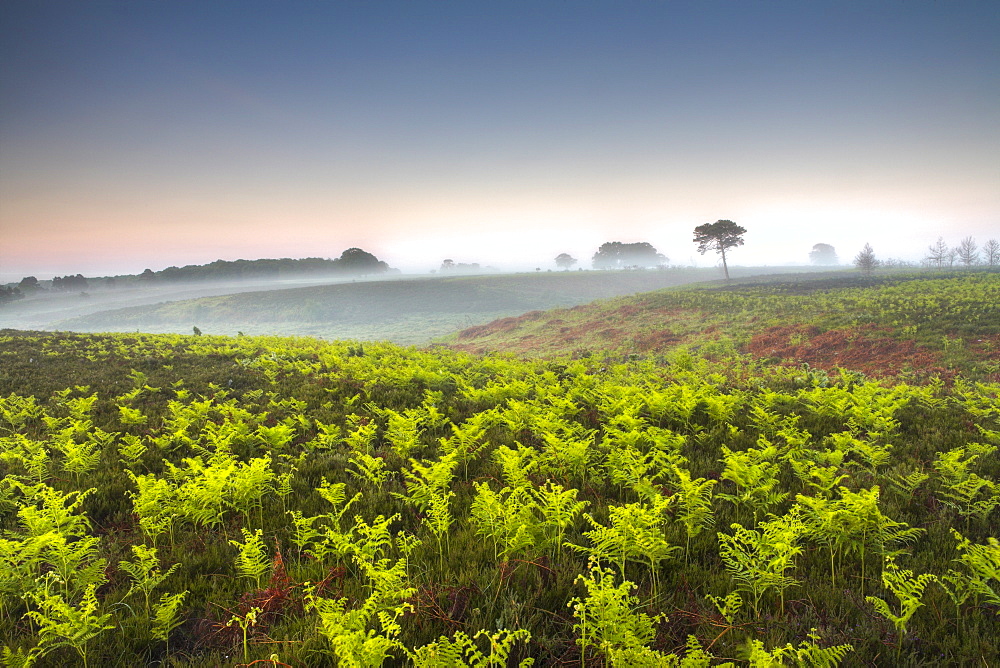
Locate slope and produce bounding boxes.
[47,267,790,343]
[444,271,1000,381]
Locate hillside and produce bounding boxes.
[445,271,1000,381]
[0,275,384,333]
[1,328,999,666]
[2,271,1000,666]
[47,267,797,343]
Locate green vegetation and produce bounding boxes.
[1,284,998,665]
[48,268,788,344]
[448,271,1000,380]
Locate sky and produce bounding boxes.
[1,0,998,281]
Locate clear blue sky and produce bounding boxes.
[2,0,998,279]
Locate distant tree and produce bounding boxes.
[334,248,389,275]
[591,242,666,269]
[983,238,1000,267]
[854,243,879,275]
[140,255,395,284]
[955,236,980,267]
[52,274,89,291]
[693,220,746,280]
[924,237,951,269]
[808,243,839,266]
[555,253,578,270]
[192,326,202,336]
[440,259,482,274]
[0,286,22,303]
[17,276,40,291]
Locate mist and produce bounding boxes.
[0,273,377,333]
[1,263,855,345]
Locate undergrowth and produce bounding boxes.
[0,317,998,666]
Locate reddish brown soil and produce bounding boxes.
[745,324,950,378]
[633,329,682,350]
[968,334,1000,358]
[457,310,549,339]
[450,304,690,355]
[449,305,984,381]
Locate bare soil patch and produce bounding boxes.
[745,324,949,378]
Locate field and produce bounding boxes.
[1,271,999,666]
[447,271,1000,382]
[11,267,819,344]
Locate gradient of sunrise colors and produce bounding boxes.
[2,1,998,280]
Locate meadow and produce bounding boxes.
[0,271,998,666]
[38,267,812,344]
[448,271,1000,382]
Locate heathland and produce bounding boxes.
[4,266,822,343]
[0,269,998,666]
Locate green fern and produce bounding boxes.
[409,629,534,667]
[23,584,113,668]
[569,559,662,666]
[118,544,179,614]
[151,590,187,658]
[230,528,270,589]
[717,445,788,524]
[865,556,937,652]
[669,465,717,562]
[575,497,679,596]
[743,628,853,667]
[717,512,804,617]
[347,452,389,489]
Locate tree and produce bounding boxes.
[956,236,980,267]
[440,259,481,273]
[808,244,839,266]
[0,286,22,303]
[555,253,577,270]
[334,248,389,275]
[51,274,89,291]
[854,243,879,275]
[925,237,951,269]
[983,239,1000,267]
[693,220,746,280]
[591,242,665,269]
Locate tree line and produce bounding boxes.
[554,220,748,279]
[553,223,997,281]
[2,249,396,299]
[148,249,393,282]
[854,236,1000,275]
